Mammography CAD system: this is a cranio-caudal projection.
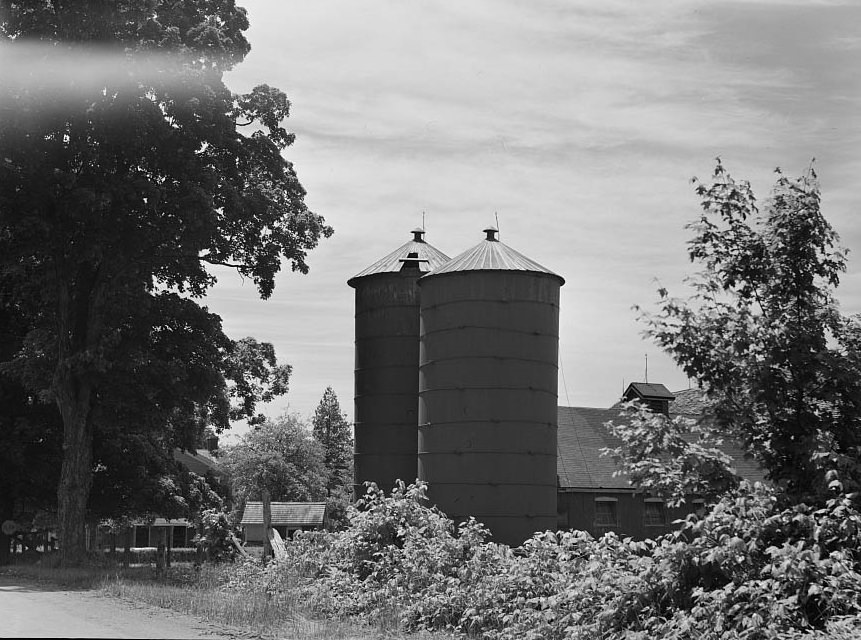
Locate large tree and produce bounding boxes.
[0,1,331,564]
[638,161,861,504]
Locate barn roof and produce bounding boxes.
[423,227,564,284]
[556,399,767,490]
[240,502,327,527]
[348,229,450,285]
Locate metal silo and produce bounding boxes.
[348,229,450,497]
[418,227,564,546]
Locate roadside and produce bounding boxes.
[0,565,444,640]
[0,571,255,639]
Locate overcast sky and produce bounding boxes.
[205,0,861,430]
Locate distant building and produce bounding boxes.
[556,385,766,539]
[94,448,223,551]
[240,501,327,543]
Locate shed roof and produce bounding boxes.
[348,229,450,285]
[556,402,767,490]
[423,227,564,284]
[240,502,326,527]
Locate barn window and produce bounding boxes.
[644,499,666,526]
[594,497,618,526]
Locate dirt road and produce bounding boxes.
[0,575,255,639]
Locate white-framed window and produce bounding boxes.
[594,497,618,526]
[643,498,666,526]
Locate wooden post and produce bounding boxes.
[123,526,131,568]
[261,488,272,563]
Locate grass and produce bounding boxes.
[1,560,445,640]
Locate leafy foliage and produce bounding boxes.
[226,481,861,639]
[638,161,861,503]
[602,400,740,507]
[194,508,241,563]
[220,414,327,509]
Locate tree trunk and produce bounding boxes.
[56,399,94,566]
[261,488,272,563]
[53,264,106,567]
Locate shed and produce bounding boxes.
[240,502,327,543]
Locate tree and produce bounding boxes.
[637,160,861,504]
[312,387,353,495]
[602,401,739,507]
[0,1,332,564]
[312,387,353,529]
[220,414,327,509]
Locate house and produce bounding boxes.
[240,501,327,543]
[91,448,223,551]
[556,385,766,539]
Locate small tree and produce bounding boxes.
[637,160,861,504]
[312,387,353,529]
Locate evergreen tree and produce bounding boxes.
[312,387,353,496]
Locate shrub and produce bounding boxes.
[221,481,861,639]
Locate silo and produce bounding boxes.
[418,227,564,546]
[348,229,450,497]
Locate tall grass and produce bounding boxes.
[2,561,441,640]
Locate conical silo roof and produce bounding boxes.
[348,228,450,287]
[425,227,565,285]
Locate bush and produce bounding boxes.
[193,509,241,562]
[219,481,861,639]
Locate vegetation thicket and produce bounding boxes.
[0,0,331,565]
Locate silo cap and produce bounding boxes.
[348,228,450,286]
[420,226,565,285]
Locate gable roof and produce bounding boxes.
[556,404,767,490]
[174,448,223,476]
[625,382,675,401]
[240,502,326,527]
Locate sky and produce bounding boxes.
[201,0,861,430]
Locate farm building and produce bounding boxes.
[240,501,327,543]
[91,448,222,551]
[556,385,766,539]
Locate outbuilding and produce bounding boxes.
[240,502,327,543]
